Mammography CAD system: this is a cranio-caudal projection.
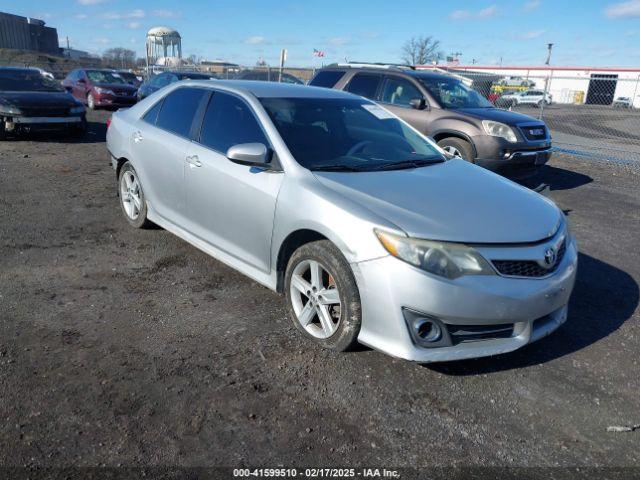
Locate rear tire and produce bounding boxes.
[118,162,154,229]
[437,137,475,162]
[285,240,361,352]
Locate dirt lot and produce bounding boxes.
[1,110,639,473]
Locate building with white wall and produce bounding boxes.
[417,65,640,107]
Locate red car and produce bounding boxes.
[62,69,138,110]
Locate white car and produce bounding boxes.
[497,76,535,88]
[500,90,552,108]
[612,97,633,109]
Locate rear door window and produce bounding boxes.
[380,76,423,107]
[155,87,208,138]
[142,99,163,124]
[309,70,345,88]
[345,73,382,99]
[198,91,268,153]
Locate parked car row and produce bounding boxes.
[2,63,553,182]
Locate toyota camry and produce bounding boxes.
[106,80,577,362]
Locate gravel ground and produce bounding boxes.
[1,110,639,472]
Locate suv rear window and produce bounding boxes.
[309,70,345,89]
[345,73,382,99]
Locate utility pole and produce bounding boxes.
[540,43,554,119]
[278,48,287,83]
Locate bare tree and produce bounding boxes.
[401,36,443,66]
[102,48,136,69]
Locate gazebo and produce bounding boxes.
[146,26,182,72]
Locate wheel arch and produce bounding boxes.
[275,229,330,293]
[431,130,478,158]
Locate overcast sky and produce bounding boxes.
[6,0,640,67]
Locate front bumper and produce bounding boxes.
[94,94,137,107]
[3,115,85,132]
[351,235,577,363]
[476,148,552,179]
[472,133,552,179]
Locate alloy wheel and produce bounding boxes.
[442,145,463,158]
[289,259,341,339]
[120,169,142,220]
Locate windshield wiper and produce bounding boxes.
[311,165,364,172]
[367,158,444,171]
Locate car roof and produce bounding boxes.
[319,66,454,81]
[183,79,358,99]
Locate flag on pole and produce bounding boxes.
[313,49,325,58]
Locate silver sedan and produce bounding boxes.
[106,80,577,362]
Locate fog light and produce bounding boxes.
[402,308,452,348]
[503,150,511,158]
[413,318,442,343]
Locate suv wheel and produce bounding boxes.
[437,137,475,162]
[285,240,361,352]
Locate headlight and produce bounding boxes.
[375,229,495,279]
[70,105,85,114]
[482,120,517,142]
[94,87,115,95]
[0,105,22,115]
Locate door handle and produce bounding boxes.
[186,154,202,167]
[132,131,143,143]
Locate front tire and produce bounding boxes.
[285,240,361,352]
[437,137,475,162]
[118,162,153,229]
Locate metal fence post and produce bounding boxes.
[539,69,553,120]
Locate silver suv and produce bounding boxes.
[309,64,552,179]
[106,80,577,363]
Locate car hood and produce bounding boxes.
[313,160,562,244]
[453,107,540,125]
[0,91,80,108]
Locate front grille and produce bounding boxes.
[113,90,134,97]
[492,239,567,278]
[447,323,514,345]
[20,107,70,117]
[520,125,548,141]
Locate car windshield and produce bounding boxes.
[418,76,493,109]
[0,70,64,92]
[259,97,444,171]
[87,70,126,84]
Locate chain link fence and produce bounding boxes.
[455,69,640,165]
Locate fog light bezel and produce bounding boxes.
[402,308,453,348]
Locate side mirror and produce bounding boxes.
[410,98,427,110]
[226,143,271,168]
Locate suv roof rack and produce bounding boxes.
[334,62,416,71]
